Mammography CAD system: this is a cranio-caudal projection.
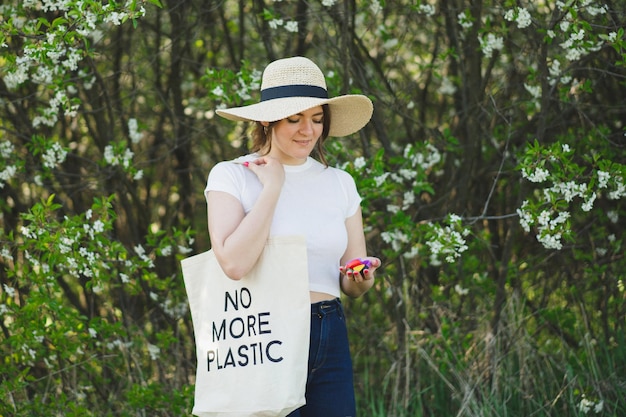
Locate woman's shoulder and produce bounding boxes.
[323,163,356,182]
[211,154,256,172]
[208,155,257,186]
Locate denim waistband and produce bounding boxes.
[311,298,342,316]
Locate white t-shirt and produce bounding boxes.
[205,155,361,297]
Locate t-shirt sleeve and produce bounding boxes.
[204,161,244,203]
[336,169,362,218]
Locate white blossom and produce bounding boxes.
[608,176,625,200]
[454,284,469,296]
[546,181,587,202]
[160,245,173,256]
[548,60,564,86]
[505,7,531,29]
[386,204,400,214]
[134,245,146,256]
[122,148,134,168]
[516,8,532,28]
[402,191,415,210]
[403,245,419,259]
[581,193,596,212]
[479,33,504,58]
[104,145,116,165]
[374,173,390,187]
[607,210,618,223]
[1,247,13,261]
[522,167,549,183]
[586,4,607,16]
[3,284,16,297]
[62,48,82,71]
[399,169,416,180]
[4,62,30,90]
[42,142,68,169]
[104,11,127,26]
[148,344,161,360]
[410,143,441,170]
[438,76,457,95]
[212,86,224,97]
[178,245,193,254]
[537,231,563,250]
[236,86,252,101]
[383,38,399,49]
[268,19,283,29]
[1,141,15,158]
[524,83,542,99]
[426,224,468,263]
[370,0,383,15]
[565,47,584,62]
[41,0,72,12]
[161,298,189,319]
[59,237,74,254]
[285,21,298,33]
[20,226,35,239]
[0,165,17,188]
[537,210,551,227]
[595,400,604,413]
[93,220,105,233]
[458,12,473,29]
[597,170,610,188]
[578,395,603,414]
[579,396,593,413]
[128,118,143,144]
[381,229,409,252]
[418,4,435,17]
[551,211,570,228]
[448,214,462,223]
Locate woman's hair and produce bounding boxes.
[250,104,332,166]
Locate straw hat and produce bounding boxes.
[216,57,373,137]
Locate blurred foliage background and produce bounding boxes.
[1,0,625,415]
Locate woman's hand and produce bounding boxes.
[244,156,285,191]
[339,257,381,283]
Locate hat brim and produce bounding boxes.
[216,95,373,137]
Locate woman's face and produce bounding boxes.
[265,106,324,165]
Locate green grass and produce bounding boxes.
[354,303,626,417]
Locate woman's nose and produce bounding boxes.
[299,119,313,134]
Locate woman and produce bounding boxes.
[205,56,381,416]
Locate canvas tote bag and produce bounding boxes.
[181,235,310,417]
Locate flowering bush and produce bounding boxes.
[518,139,626,250]
[2,0,625,415]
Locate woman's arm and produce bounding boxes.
[339,207,381,298]
[207,157,284,280]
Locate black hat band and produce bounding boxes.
[260,84,328,101]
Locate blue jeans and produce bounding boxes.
[288,298,356,417]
